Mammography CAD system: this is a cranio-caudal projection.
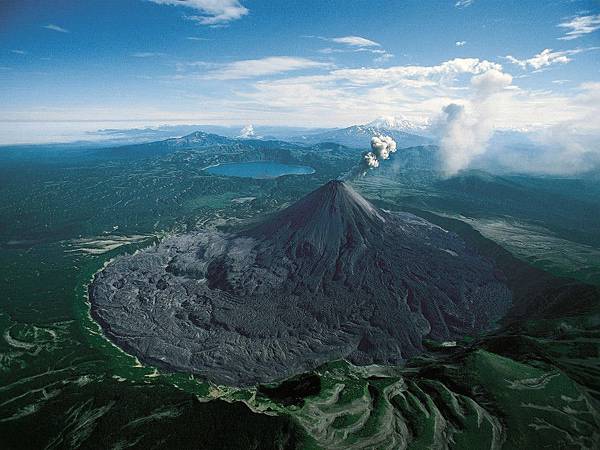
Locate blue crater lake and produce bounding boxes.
[205,161,315,179]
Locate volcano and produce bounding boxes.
[90,181,511,386]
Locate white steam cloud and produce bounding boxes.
[436,69,513,176]
[238,124,256,138]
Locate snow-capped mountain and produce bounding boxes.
[294,117,431,149]
[366,115,429,135]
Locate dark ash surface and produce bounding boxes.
[90,181,511,386]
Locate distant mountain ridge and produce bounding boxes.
[366,115,429,134]
[293,117,431,149]
[104,130,302,157]
[97,115,432,158]
[98,130,364,180]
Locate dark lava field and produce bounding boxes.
[90,181,511,385]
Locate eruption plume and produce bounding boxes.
[341,134,398,180]
[363,152,380,169]
[370,135,397,160]
[360,135,397,174]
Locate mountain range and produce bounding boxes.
[76,116,432,150]
[291,116,431,149]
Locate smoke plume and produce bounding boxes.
[358,135,398,174]
[363,151,379,169]
[342,134,398,179]
[436,69,512,176]
[370,135,397,160]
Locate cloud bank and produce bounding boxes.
[311,35,392,61]
[478,82,600,175]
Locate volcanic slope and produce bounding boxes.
[90,181,511,386]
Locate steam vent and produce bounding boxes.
[90,181,512,386]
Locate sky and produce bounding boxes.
[0,0,599,145]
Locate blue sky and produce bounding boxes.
[1,0,599,144]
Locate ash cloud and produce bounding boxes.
[358,135,398,174]
[363,151,379,169]
[370,135,397,160]
[342,134,398,179]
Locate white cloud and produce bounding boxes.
[455,0,475,8]
[147,0,248,25]
[10,49,27,55]
[455,41,467,47]
[309,35,392,61]
[319,46,393,61]
[558,14,600,40]
[505,48,590,70]
[374,52,394,63]
[158,55,597,143]
[331,36,380,47]
[470,68,513,97]
[201,56,330,80]
[43,24,69,33]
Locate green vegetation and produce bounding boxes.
[1,141,599,448]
